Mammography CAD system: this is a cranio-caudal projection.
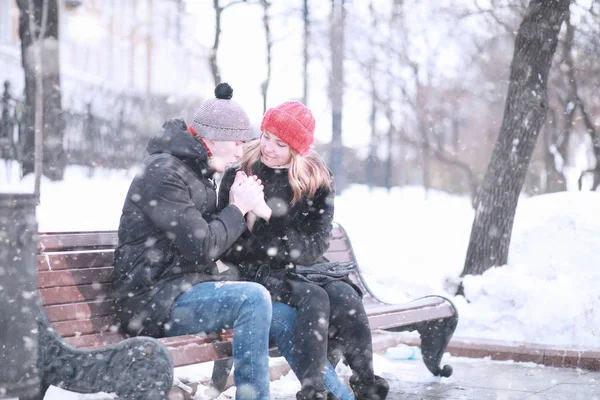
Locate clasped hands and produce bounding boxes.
[229,171,272,230]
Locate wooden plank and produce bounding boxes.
[44,300,116,323]
[53,316,116,337]
[167,340,233,367]
[40,284,112,306]
[39,231,118,252]
[159,334,219,348]
[365,297,447,315]
[325,238,350,253]
[38,250,115,271]
[324,251,353,263]
[331,227,344,240]
[63,331,125,348]
[38,267,114,289]
[367,304,455,331]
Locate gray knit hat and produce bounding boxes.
[191,83,254,142]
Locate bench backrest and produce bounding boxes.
[37,222,374,348]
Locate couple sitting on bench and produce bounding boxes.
[111,83,389,400]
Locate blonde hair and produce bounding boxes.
[240,138,333,205]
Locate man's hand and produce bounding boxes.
[229,171,264,215]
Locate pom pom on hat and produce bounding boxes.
[191,82,253,142]
[214,82,233,100]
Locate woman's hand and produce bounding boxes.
[246,211,258,231]
[252,198,272,222]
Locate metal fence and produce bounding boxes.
[0,79,197,170]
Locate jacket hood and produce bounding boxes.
[147,118,213,176]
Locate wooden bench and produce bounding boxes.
[36,222,457,399]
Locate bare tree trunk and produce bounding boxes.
[330,0,346,191]
[17,0,65,182]
[545,11,574,193]
[385,123,394,191]
[542,107,567,193]
[302,0,309,105]
[560,12,600,190]
[367,1,377,191]
[211,0,223,85]
[385,0,402,192]
[577,101,600,190]
[210,0,248,86]
[368,95,376,190]
[261,0,272,113]
[410,62,431,198]
[381,104,478,204]
[459,0,570,282]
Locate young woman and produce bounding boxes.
[218,101,389,400]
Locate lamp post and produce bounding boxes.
[0,193,40,399]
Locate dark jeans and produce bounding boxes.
[281,279,375,393]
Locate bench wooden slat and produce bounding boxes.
[330,225,344,240]
[38,266,114,288]
[365,297,447,315]
[325,238,349,252]
[159,335,218,347]
[40,284,111,305]
[167,340,233,367]
[44,300,116,323]
[367,303,455,331]
[53,316,117,337]
[323,251,353,263]
[159,332,234,347]
[38,250,115,271]
[63,331,125,348]
[64,331,234,368]
[39,232,118,252]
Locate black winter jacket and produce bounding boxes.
[217,161,335,282]
[112,118,247,337]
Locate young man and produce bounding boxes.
[112,83,271,400]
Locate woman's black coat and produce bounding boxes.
[217,161,335,285]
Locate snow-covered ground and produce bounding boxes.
[2,163,600,399]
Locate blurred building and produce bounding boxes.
[0,0,211,106]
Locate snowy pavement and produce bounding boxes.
[43,353,599,399]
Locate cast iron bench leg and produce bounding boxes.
[414,297,458,377]
[33,310,174,400]
[415,315,457,377]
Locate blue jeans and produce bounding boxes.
[165,281,272,400]
[271,302,355,400]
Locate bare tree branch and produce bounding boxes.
[472,0,516,35]
[222,0,247,11]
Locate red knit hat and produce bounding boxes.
[260,101,315,156]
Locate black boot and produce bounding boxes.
[349,375,389,400]
[296,387,328,400]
